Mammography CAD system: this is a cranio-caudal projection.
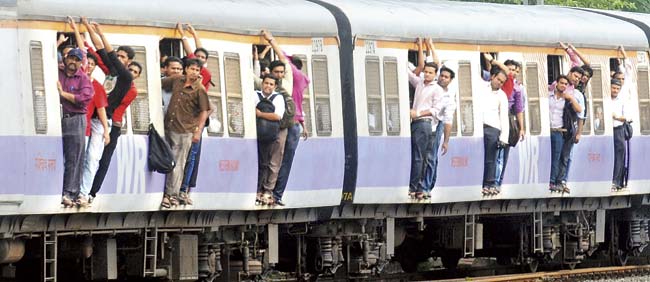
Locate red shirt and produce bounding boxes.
[188,53,212,92]
[85,80,108,136]
[112,84,138,124]
[501,73,515,99]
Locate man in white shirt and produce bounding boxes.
[408,38,443,199]
[256,75,286,205]
[422,66,456,196]
[610,79,629,190]
[548,75,582,192]
[481,70,509,195]
[559,67,586,192]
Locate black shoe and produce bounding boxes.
[275,199,285,206]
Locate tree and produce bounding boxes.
[451,0,650,13]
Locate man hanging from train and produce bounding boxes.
[408,38,444,200]
[82,18,141,203]
[610,79,631,191]
[480,69,509,196]
[57,46,94,207]
[176,23,214,205]
[555,43,593,185]
[78,52,110,208]
[555,67,585,193]
[161,56,184,113]
[548,75,583,192]
[273,52,310,206]
[160,58,210,208]
[254,30,295,205]
[421,65,456,198]
[256,74,286,205]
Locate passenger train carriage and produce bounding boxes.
[2,0,650,281]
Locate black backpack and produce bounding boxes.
[147,124,175,174]
[507,108,520,147]
[256,91,280,144]
[562,99,578,141]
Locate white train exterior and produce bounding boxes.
[1,0,650,280]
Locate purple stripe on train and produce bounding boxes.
[0,135,344,195]
[356,135,650,188]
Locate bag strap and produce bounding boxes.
[256,91,264,102]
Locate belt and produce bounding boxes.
[411,118,431,124]
[550,128,567,132]
[62,112,83,118]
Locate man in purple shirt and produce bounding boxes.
[495,60,525,188]
[57,48,93,207]
[273,54,310,206]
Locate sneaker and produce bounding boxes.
[77,195,89,208]
[275,199,285,206]
[560,182,570,194]
[549,183,556,192]
[88,195,94,204]
[61,196,74,208]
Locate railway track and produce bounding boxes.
[433,265,650,282]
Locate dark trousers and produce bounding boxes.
[613,126,626,187]
[89,124,121,197]
[61,114,86,198]
[409,120,432,193]
[181,136,202,192]
[274,123,301,200]
[557,134,574,185]
[482,125,500,188]
[423,122,444,192]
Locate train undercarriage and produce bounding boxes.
[0,196,649,281]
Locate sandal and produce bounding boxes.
[160,195,171,209]
[169,196,179,206]
[482,187,490,196]
[415,192,424,200]
[408,192,416,199]
[261,193,274,205]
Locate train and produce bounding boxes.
[1,0,650,281]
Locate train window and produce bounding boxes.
[224,52,244,137]
[591,67,605,135]
[29,41,47,134]
[293,54,313,137]
[610,58,621,77]
[129,46,149,134]
[312,55,332,136]
[458,61,473,136]
[159,38,183,60]
[206,51,223,136]
[525,62,542,136]
[547,55,562,85]
[383,57,400,135]
[366,56,383,135]
[637,67,650,135]
[55,32,76,55]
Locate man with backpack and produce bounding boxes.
[555,67,585,193]
[548,75,583,193]
[256,75,287,205]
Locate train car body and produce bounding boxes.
[1,0,650,281]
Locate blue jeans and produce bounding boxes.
[423,122,444,192]
[274,123,301,200]
[61,114,86,199]
[410,120,432,193]
[180,139,201,193]
[558,134,574,184]
[495,146,510,187]
[549,131,564,184]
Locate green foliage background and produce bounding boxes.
[452,0,650,13]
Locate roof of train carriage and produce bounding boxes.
[7,0,338,37]
[322,0,649,50]
[583,9,650,46]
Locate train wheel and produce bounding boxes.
[613,249,628,266]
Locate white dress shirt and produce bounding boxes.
[611,95,628,127]
[408,71,444,121]
[481,83,509,143]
